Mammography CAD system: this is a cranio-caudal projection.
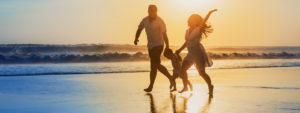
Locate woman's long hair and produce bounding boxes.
[188,14,213,38]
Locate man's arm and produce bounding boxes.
[134,28,143,45]
[162,32,169,49]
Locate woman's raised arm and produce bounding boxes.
[199,9,217,31]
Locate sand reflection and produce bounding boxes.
[146,92,213,113]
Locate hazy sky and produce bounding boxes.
[0,0,299,46]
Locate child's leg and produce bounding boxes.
[170,74,178,92]
[179,60,193,93]
[170,81,177,92]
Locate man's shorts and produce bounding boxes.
[148,46,163,65]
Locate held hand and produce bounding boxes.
[134,39,139,45]
[175,49,181,54]
[209,9,218,14]
[165,46,169,50]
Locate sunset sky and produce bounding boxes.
[0,0,299,46]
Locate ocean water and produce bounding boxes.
[0,44,300,76]
[1,44,300,63]
[0,44,300,113]
[1,59,300,76]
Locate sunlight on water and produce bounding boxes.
[1,59,300,76]
[144,91,213,113]
[187,65,198,74]
[182,50,188,53]
[1,65,300,113]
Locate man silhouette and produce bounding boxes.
[134,4,174,92]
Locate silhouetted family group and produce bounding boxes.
[134,5,217,96]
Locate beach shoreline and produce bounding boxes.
[0,67,299,113]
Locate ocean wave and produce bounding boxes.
[231,86,300,90]
[0,44,300,64]
[0,52,148,63]
[1,51,300,64]
[0,44,146,54]
[208,52,300,59]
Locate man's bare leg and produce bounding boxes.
[144,64,159,92]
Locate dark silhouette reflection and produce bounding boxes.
[170,92,193,113]
[146,93,158,113]
[146,93,213,113]
[198,95,213,113]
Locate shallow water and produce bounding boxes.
[0,67,299,113]
[1,59,300,76]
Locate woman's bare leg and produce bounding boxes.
[195,63,214,95]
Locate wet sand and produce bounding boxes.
[0,67,300,113]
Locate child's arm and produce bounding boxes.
[199,9,217,32]
[176,41,187,54]
[176,53,182,61]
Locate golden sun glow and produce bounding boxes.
[174,0,216,10]
[176,0,215,6]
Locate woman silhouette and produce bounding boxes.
[176,9,217,95]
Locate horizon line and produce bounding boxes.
[0,43,300,48]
